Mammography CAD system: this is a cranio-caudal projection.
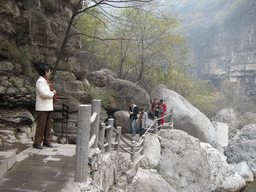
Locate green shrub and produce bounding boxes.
[84,85,115,108]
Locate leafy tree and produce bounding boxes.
[103,5,188,84]
[51,0,154,81]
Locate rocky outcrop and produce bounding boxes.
[157,129,245,192]
[113,111,134,134]
[107,79,150,111]
[0,0,83,68]
[214,108,237,125]
[200,143,246,191]
[177,0,256,95]
[151,84,219,149]
[87,68,117,87]
[225,124,256,177]
[141,134,161,168]
[231,161,254,182]
[127,168,176,192]
[0,0,87,107]
[87,69,150,111]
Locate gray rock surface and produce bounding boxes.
[156,129,245,192]
[231,161,254,182]
[214,108,237,125]
[0,62,14,72]
[141,134,161,168]
[225,124,256,177]
[113,110,138,134]
[107,79,150,111]
[128,168,176,192]
[87,68,116,87]
[200,143,245,191]
[151,84,219,148]
[157,129,211,192]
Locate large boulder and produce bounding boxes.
[200,143,245,191]
[128,168,176,192]
[151,84,219,148]
[214,108,237,125]
[107,79,150,111]
[141,134,161,168]
[225,124,256,177]
[214,108,239,138]
[157,129,245,192]
[231,161,254,182]
[113,111,138,134]
[86,68,116,87]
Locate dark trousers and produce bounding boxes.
[34,111,52,145]
[139,124,145,137]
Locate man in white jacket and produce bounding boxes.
[33,64,56,149]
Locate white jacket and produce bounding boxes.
[35,76,54,111]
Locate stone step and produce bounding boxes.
[0,151,16,179]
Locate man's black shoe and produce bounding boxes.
[33,144,43,149]
[43,143,53,148]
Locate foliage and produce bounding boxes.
[185,79,225,118]
[76,1,251,119]
[235,114,256,130]
[103,6,188,82]
[219,80,256,115]
[6,41,38,93]
[84,85,115,108]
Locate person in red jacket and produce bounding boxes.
[159,99,167,125]
[150,98,158,119]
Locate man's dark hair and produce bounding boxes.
[38,64,50,76]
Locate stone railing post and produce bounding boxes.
[75,104,91,182]
[131,140,135,162]
[114,126,122,154]
[106,118,114,152]
[154,116,158,134]
[141,135,145,155]
[90,99,101,148]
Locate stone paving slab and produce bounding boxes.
[0,151,16,179]
[0,144,76,192]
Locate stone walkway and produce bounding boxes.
[0,144,76,192]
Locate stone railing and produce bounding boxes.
[73,100,174,182]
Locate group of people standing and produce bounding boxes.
[150,98,167,125]
[129,98,167,137]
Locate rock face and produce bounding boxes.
[151,84,219,148]
[87,69,150,112]
[0,0,87,107]
[231,161,254,182]
[157,130,212,192]
[225,124,256,177]
[87,68,117,87]
[175,0,256,96]
[157,129,245,192]
[0,0,95,139]
[107,79,150,111]
[113,111,135,134]
[200,143,245,191]
[128,168,176,192]
[214,108,237,125]
[141,134,161,168]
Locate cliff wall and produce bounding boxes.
[0,0,88,106]
[186,0,256,94]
